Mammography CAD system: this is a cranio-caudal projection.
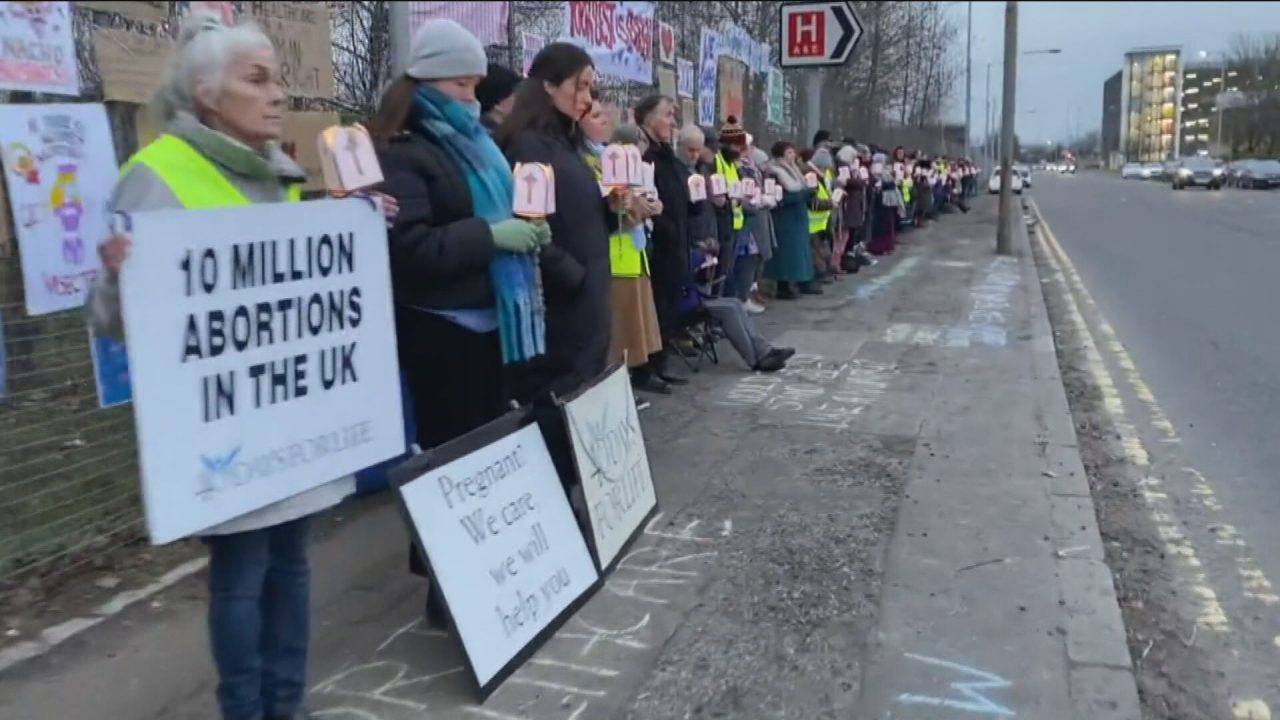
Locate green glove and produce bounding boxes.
[531,220,552,247]
[490,218,539,253]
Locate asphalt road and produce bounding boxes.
[1031,169,1280,596]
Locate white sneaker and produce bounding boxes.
[743,299,766,314]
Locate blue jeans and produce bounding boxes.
[206,516,312,720]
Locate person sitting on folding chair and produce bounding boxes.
[679,242,793,373]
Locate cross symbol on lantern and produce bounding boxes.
[342,129,364,174]
[521,170,540,205]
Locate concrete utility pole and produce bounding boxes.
[965,1,973,158]
[388,1,412,77]
[985,62,992,171]
[996,0,1018,256]
[807,70,823,147]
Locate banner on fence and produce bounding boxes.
[718,57,745,124]
[521,32,546,76]
[656,21,676,65]
[0,104,115,315]
[79,1,168,24]
[680,97,696,126]
[119,198,404,543]
[561,365,657,570]
[398,415,600,695]
[677,57,695,99]
[718,21,770,74]
[697,30,719,126]
[245,2,335,99]
[767,68,785,125]
[409,1,509,46]
[93,26,175,104]
[90,326,132,408]
[0,1,79,95]
[564,1,655,84]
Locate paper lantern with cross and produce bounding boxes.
[687,173,707,201]
[513,162,556,219]
[317,124,383,194]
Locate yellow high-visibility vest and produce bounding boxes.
[715,152,744,231]
[121,134,302,208]
[808,178,831,234]
[609,228,650,277]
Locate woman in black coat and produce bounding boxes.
[497,43,618,401]
[636,94,690,383]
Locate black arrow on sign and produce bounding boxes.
[830,3,855,60]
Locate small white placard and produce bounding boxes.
[562,365,658,569]
[399,421,600,689]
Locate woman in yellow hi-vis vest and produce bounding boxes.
[87,13,394,720]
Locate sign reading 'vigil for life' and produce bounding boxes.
[120,198,404,543]
[399,420,599,692]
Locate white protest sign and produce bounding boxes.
[317,124,383,193]
[0,1,79,95]
[687,174,707,201]
[399,420,600,691]
[562,365,658,570]
[119,198,404,543]
[0,103,114,315]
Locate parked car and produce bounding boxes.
[1171,157,1223,190]
[1142,162,1165,180]
[1015,164,1032,188]
[1121,162,1145,179]
[1234,159,1280,189]
[988,170,1024,194]
[1224,160,1251,187]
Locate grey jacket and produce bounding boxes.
[86,112,354,536]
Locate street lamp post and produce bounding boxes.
[1199,50,1227,154]
[996,1,1018,255]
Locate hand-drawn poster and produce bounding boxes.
[93,26,175,104]
[697,30,719,126]
[78,1,168,24]
[408,1,509,46]
[565,1,655,84]
[0,1,79,95]
[398,417,600,695]
[0,104,115,316]
[561,365,658,570]
[717,57,745,124]
[245,2,335,99]
[677,57,695,99]
[280,111,340,193]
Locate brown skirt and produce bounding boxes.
[608,276,663,368]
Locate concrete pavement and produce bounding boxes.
[0,196,1138,719]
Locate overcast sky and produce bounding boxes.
[946,1,1280,145]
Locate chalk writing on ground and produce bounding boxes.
[895,652,1016,717]
[309,512,727,719]
[854,256,921,301]
[718,354,896,430]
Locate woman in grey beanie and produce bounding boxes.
[367,19,553,618]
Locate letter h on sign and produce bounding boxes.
[789,11,825,58]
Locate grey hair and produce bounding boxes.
[153,9,275,122]
[612,123,642,144]
[836,145,857,164]
[676,124,705,149]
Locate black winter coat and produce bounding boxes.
[643,139,691,336]
[503,119,611,397]
[376,129,495,311]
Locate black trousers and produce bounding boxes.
[397,308,506,579]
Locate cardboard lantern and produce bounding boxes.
[513,162,556,218]
[727,179,743,199]
[601,144,642,187]
[317,124,383,194]
[624,145,644,186]
[687,173,708,201]
[838,166,851,183]
[804,172,819,189]
[709,173,727,196]
[772,184,784,202]
[763,177,777,198]
[641,161,657,199]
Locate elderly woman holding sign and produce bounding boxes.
[87,11,394,720]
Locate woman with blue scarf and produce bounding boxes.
[369,20,550,614]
